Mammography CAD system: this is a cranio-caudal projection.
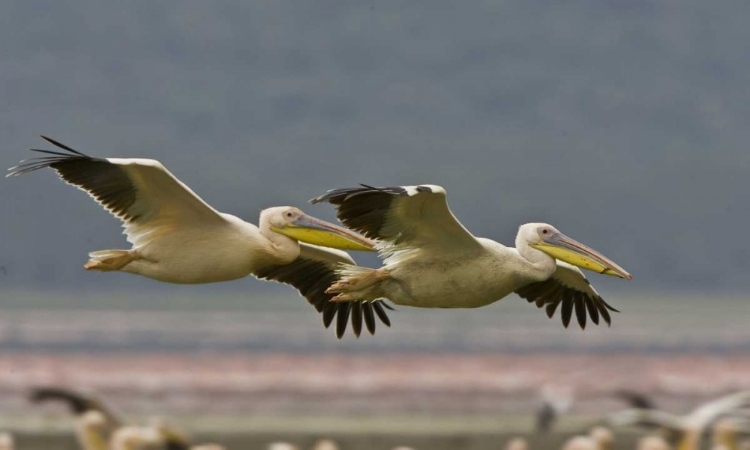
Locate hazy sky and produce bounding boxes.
[1,1,749,295]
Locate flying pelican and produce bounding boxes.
[29,387,118,450]
[29,386,131,450]
[29,386,123,435]
[608,390,750,450]
[29,386,225,450]
[311,184,632,329]
[8,137,391,337]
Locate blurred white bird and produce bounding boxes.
[609,390,750,450]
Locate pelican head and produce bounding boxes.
[519,223,632,279]
[264,206,375,252]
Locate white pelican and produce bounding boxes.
[609,390,750,450]
[28,386,224,450]
[29,386,123,435]
[8,137,391,337]
[311,184,632,329]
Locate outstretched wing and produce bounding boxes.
[515,261,619,329]
[687,390,750,427]
[254,243,393,339]
[7,136,226,247]
[613,390,658,410]
[311,184,481,253]
[28,386,123,428]
[607,408,684,433]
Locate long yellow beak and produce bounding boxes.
[531,232,632,279]
[271,214,375,252]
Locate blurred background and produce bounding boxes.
[1,1,749,449]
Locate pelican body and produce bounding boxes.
[8,137,389,337]
[313,184,632,329]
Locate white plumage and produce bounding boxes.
[313,184,631,329]
[8,136,390,337]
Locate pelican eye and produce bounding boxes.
[286,212,293,218]
[542,229,549,234]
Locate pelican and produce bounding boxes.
[29,387,119,450]
[28,386,224,450]
[8,137,391,337]
[311,184,632,329]
[29,386,123,436]
[608,390,750,450]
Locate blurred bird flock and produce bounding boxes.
[2,1,750,450]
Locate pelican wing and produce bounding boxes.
[311,184,481,253]
[515,261,619,329]
[254,243,392,339]
[613,390,658,410]
[608,408,684,432]
[7,136,225,247]
[687,390,750,426]
[28,386,123,428]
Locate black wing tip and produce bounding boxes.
[310,184,416,204]
[518,282,618,330]
[310,185,372,204]
[39,135,87,156]
[330,300,392,338]
[27,386,94,414]
[601,297,620,313]
[8,136,94,177]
